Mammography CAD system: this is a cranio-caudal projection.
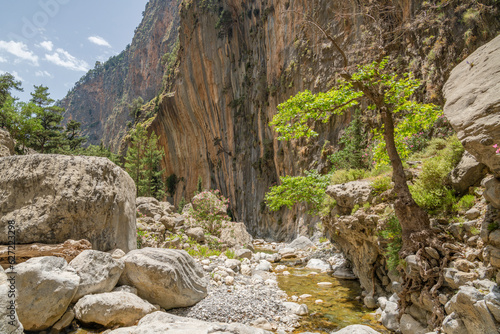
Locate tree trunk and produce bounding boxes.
[381,109,431,254]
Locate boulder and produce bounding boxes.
[69,250,125,302]
[51,309,75,332]
[136,197,170,219]
[326,180,372,213]
[444,286,497,334]
[448,152,488,194]
[399,314,427,334]
[283,302,308,316]
[185,227,205,243]
[118,248,208,309]
[191,191,227,215]
[16,256,80,331]
[381,300,399,331]
[305,259,331,272]
[0,155,136,252]
[220,222,253,247]
[443,34,500,177]
[483,176,500,209]
[484,287,500,322]
[107,311,272,334]
[74,291,156,327]
[332,325,381,333]
[288,236,315,250]
[235,248,253,260]
[0,128,15,157]
[255,260,272,272]
[0,266,23,333]
[442,312,468,334]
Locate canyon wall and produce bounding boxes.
[60,0,181,150]
[151,0,500,239]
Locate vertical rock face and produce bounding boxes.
[151,0,500,238]
[443,34,500,177]
[60,0,181,149]
[0,155,136,252]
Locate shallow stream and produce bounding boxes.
[276,267,388,333]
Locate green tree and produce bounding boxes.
[29,85,65,153]
[64,120,87,151]
[0,73,22,109]
[270,57,437,255]
[128,96,144,121]
[125,124,165,199]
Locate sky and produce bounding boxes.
[0,0,149,102]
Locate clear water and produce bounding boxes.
[276,267,388,333]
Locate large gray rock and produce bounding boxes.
[444,286,498,334]
[74,291,156,328]
[16,256,80,331]
[0,155,136,252]
[289,235,315,250]
[326,180,372,213]
[220,222,253,247]
[483,176,500,209]
[332,324,381,333]
[443,34,500,177]
[0,266,23,334]
[0,128,15,157]
[118,248,208,309]
[136,197,172,218]
[448,151,488,194]
[381,300,399,331]
[107,311,272,334]
[399,314,427,334]
[69,250,125,303]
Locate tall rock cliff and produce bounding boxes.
[60,0,181,149]
[151,0,500,239]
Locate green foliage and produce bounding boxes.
[488,221,499,232]
[178,197,186,214]
[379,215,402,270]
[224,249,235,259]
[329,110,370,170]
[187,189,230,236]
[128,96,144,121]
[319,237,328,243]
[0,73,22,109]
[351,204,360,215]
[410,136,464,214]
[137,230,146,249]
[330,169,367,184]
[371,176,392,196]
[124,124,166,199]
[456,194,475,211]
[166,174,179,197]
[78,142,121,165]
[265,170,330,214]
[196,176,203,194]
[319,196,337,217]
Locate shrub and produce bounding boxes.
[188,189,230,236]
[456,194,475,211]
[371,176,392,196]
[379,215,402,270]
[224,249,235,259]
[330,169,367,184]
[137,230,146,249]
[410,136,463,214]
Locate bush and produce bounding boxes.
[188,189,230,236]
[410,136,463,214]
[456,194,475,211]
[330,169,367,184]
[224,249,235,259]
[371,176,392,196]
[379,215,402,270]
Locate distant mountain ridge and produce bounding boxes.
[61,0,181,150]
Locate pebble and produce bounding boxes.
[315,299,324,304]
[317,282,333,287]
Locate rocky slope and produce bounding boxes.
[60,0,181,149]
[150,0,500,239]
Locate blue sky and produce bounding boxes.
[0,0,149,102]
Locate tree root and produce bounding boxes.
[397,229,461,330]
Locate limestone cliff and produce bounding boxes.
[60,0,181,149]
[150,0,500,239]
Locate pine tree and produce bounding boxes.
[124,124,165,199]
[64,120,87,151]
[29,85,65,153]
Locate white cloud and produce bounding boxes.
[0,40,39,65]
[35,70,53,78]
[39,41,54,52]
[88,36,111,48]
[45,48,89,72]
[0,70,24,82]
[0,56,6,63]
